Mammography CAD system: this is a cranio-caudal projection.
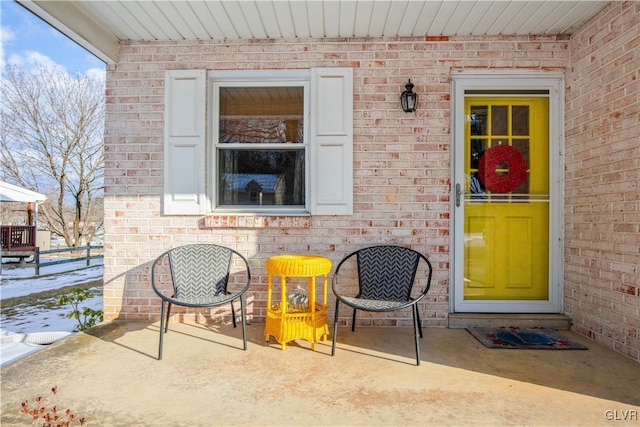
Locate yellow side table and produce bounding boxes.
[264,255,332,350]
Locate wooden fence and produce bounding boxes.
[34,245,104,276]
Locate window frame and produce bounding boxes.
[208,70,311,215]
[163,68,352,217]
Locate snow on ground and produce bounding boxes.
[0,258,103,366]
[1,259,103,299]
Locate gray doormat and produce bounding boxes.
[467,327,588,350]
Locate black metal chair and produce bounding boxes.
[331,245,433,365]
[150,244,251,360]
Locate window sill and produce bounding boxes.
[204,215,310,229]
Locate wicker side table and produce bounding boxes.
[264,254,332,350]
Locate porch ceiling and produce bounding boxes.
[19,1,610,64]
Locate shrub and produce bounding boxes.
[58,288,103,332]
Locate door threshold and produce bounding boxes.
[448,313,572,330]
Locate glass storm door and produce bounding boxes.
[463,97,550,303]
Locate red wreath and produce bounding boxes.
[477,145,528,194]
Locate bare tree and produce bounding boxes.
[0,63,104,247]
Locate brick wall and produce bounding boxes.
[565,1,640,361]
[103,36,571,329]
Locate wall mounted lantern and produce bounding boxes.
[400,79,418,113]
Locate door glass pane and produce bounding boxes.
[469,106,488,197]
[491,106,508,135]
[512,139,530,198]
[512,139,530,165]
[512,106,530,135]
[470,106,488,135]
[470,139,487,168]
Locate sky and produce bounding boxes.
[0,0,106,75]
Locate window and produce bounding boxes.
[163,68,353,217]
[212,73,309,214]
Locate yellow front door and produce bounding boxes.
[464,97,549,300]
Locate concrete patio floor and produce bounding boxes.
[1,321,638,426]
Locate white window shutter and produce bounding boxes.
[163,70,206,215]
[310,68,353,215]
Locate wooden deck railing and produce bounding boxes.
[0,225,36,252]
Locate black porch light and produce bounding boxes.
[400,79,418,113]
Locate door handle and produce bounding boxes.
[455,183,462,207]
